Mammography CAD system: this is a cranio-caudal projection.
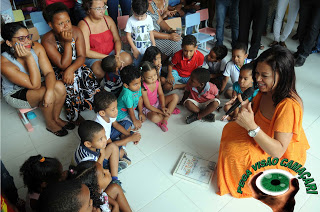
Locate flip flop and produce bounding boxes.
[62,122,76,130]
[46,128,68,137]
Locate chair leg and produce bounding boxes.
[17,110,34,132]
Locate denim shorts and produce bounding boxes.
[171,69,190,86]
[84,50,119,68]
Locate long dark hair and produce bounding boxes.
[254,46,300,106]
[1,22,28,58]
[20,155,62,194]
[68,161,104,208]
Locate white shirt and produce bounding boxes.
[94,114,116,140]
[205,56,228,74]
[223,59,252,83]
[125,15,154,54]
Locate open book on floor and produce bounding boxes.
[173,152,216,188]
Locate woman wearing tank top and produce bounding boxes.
[78,0,132,80]
[1,23,70,137]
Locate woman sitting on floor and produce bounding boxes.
[1,22,70,136]
[216,46,310,198]
[42,2,100,124]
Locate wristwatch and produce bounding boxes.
[248,126,260,137]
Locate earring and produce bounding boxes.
[10,46,15,54]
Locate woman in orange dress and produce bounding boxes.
[216,46,310,198]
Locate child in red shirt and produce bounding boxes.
[163,35,204,92]
[180,68,220,124]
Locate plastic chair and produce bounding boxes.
[164,17,182,30]
[30,11,46,24]
[12,9,26,25]
[117,15,129,44]
[28,27,40,42]
[196,9,216,37]
[34,22,51,36]
[185,12,213,53]
[17,108,37,132]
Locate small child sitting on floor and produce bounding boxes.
[204,45,228,89]
[117,65,146,130]
[140,61,180,132]
[94,90,141,164]
[70,161,132,212]
[20,155,64,211]
[221,63,259,121]
[141,46,166,85]
[101,55,125,97]
[72,120,127,186]
[180,68,220,124]
[163,35,204,92]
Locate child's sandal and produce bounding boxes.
[156,122,168,132]
[172,107,181,115]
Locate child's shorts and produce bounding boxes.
[110,120,132,141]
[102,146,123,169]
[171,69,190,86]
[142,99,161,116]
[184,98,220,110]
[117,110,139,129]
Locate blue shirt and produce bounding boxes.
[233,81,259,102]
[73,143,100,165]
[169,0,181,7]
[117,87,142,120]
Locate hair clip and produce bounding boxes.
[70,169,74,174]
[39,157,45,162]
[140,67,142,70]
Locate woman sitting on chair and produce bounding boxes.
[1,22,70,137]
[78,0,132,80]
[42,2,100,124]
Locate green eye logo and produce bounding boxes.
[256,169,294,196]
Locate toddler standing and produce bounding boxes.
[125,0,156,66]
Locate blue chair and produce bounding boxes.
[34,22,51,36]
[30,11,51,36]
[30,11,46,24]
[185,12,214,53]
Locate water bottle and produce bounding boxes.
[27,111,38,126]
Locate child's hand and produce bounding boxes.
[133,119,142,130]
[60,30,73,43]
[166,75,175,85]
[130,132,141,143]
[133,49,140,59]
[162,107,170,116]
[139,113,146,123]
[225,98,235,105]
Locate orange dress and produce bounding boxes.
[216,92,310,198]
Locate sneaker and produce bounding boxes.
[312,48,320,54]
[121,154,132,165]
[118,161,128,173]
[293,52,299,59]
[186,113,199,124]
[202,113,215,122]
[295,55,306,67]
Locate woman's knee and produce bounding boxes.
[91,61,104,80]
[54,81,66,96]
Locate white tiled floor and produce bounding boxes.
[2,30,320,212]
